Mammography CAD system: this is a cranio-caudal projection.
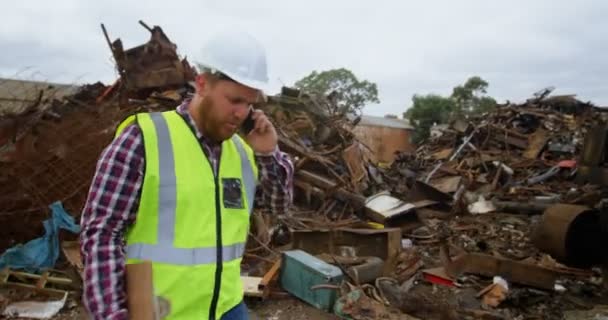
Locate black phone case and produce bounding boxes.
[241,110,255,134]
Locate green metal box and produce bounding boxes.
[280,250,344,312]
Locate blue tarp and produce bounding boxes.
[0,201,80,273]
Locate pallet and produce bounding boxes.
[0,268,75,297]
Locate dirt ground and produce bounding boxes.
[0,288,339,320]
[247,297,339,320]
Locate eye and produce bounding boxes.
[226,95,255,110]
[228,97,240,104]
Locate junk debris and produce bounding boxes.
[2,21,608,320]
[0,202,80,273]
[101,20,196,92]
[2,292,67,319]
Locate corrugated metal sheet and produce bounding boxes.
[0,78,78,116]
[351,114,414,130]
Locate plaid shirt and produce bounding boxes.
[79,102,294,320]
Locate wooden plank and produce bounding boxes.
[61,241,84,278]
[259,259,281,298]
[493,134,528,149]
[342,143,367,188]
[5,270,72,286]
[36,271,49,289]
[292,228,402,275]
[296,170,366,207]
[524,129,550,159]
[0,268,9,283]
[430,176,462,194]
[431,148,454,160]
[0,269,73,297]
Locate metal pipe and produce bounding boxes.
[532,204,605,268]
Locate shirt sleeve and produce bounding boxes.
[254,146,294,215]
[79,124,144,320]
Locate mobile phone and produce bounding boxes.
[241,109,255,135]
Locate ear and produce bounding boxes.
[195,74,209,96]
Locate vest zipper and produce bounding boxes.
[209,164,222,320]
[172,113,224,319]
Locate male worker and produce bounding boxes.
[79,31,294,320]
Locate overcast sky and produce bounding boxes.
[1,1,607,116]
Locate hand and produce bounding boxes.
[243,109,278,154]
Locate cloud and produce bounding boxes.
[1,0,606,116]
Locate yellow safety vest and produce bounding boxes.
[115,110,259,319]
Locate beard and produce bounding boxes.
[197,95,238,142]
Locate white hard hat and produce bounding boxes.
[197,31,270,93]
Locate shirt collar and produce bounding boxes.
[176,99,221,147]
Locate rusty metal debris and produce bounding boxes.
[291,228,402,275]
[441,241,559,290]
[102,21,196,91]
[532,204,605,268]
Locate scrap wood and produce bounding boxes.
[259,259,281,299]
[430,175,462,194]
[317,143,342,156]
[247,231,277,255]
[437,164,460,176]
[277,135,336,167]
[279,214,359,230]
[251,211,270,251]
[343,143,368,188]
[431,148,454,160]
[524,129,551,159]
[0,268,75,296]
[296,170,366,207]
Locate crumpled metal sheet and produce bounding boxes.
[2,293,67,319]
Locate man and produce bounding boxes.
[80,31,294,320]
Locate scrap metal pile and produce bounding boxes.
[392,88,608,214]
[360,89,608,319]
[1,21,608,320]
[249,87,608,319]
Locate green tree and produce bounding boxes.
[451,76,497,116]
[404,94,455,144]
[294,68,379,114]
[404,76,497,143]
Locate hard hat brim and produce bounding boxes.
[196,62,272,94]
[220,70,272,94]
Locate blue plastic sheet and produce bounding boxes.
[0,201,80,273]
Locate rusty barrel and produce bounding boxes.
[532,204,605,268]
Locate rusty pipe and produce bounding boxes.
[532,204,605,268]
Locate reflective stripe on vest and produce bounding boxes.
[125,112,256,265]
